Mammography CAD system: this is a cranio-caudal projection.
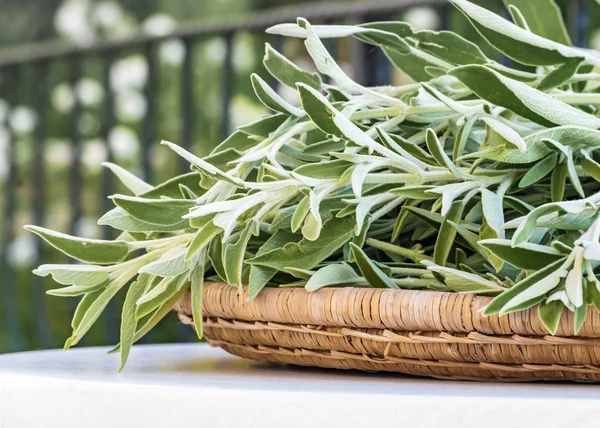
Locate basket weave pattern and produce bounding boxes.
[174,282,600,382]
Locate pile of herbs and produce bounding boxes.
[28,0,600,369]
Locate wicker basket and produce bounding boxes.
[174,281,600,382]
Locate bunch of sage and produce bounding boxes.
[28,0,600,369]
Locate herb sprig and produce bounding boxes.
[28,0,600,369]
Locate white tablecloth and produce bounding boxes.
[0,343,598,427]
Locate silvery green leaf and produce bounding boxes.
[248,215,355,270]
[581,149,600,182]
[518,153,558,188]
[135,273,189,319]
[190,251,206,339]
[263,43,321,89]
[102,162,153,196]
[141,172,203,199]
[411,29,488,65]
[484,257,566,315]
[501,0,571,45]
[251,73,304,117]
[305,262,363,292]
[98,207,189,233]
[33,264,108,287]
[208,237,226,282]
[449,0,593,66]
[422,262,504,294]
[185,220,222,261]
[224,220,260,288]
[65,279,127,349]
[389,186,438,200]
[551,160,567,202]
[433,198,467,268]
[480,189,504,239]
[480,117,525,152]
[506,4,529,31]
[25,225,130,264]
[248,230,299,299]
[542,138,584,197]
[291,195,310,232]
[119,273,152,371]
[450,65,600,128]
[478,239,563,270]
[140,247,190,277]
[46,282,107,297]
[284,267,315,279]
[565,247,584,307]
[349,242,398,289]
[112,195,195,226]
[425,128,462,178]
[538,300,564,335]
[237,114,289,138]
[161,140,244,187]
[537,57,584,91]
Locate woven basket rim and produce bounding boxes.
[174,281,600,339]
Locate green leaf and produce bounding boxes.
[33,264,108,287]
[450,65,600,128]
[294,159,350,179]
[135,273,189,320]
[349,242,398,289]
[478,239,563,270]
[103,162,153,196]
[434,199,466,268]
[412,29,487,65]
[449,0,589,66]
[25,225,130,264]
[141,172,202,199]
[518,153,558,188]
[224,220,260,288]
[581,150,600,183]
[551,160,567,202]
[291,196,311,232]
[537,300,564,335]
[190,251,206,339]
[118,273,152,371]
[484,257,566,316]
[425,128,462,178]
[263,43,321,89]
[502,0,571,45]
[71,289,103,331]
[251,73,304,116]
[208,236,227,282]
[238,113,289,138]
[65,279,126,349]
[247,215,355,270]
[423,262,504,294]
[537,57,584,91]
[185,221,223,261]
[112,195,195,226]
[98,208,189,233]
[140,248,190,277]
[305,263,363,291]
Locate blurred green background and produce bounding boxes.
[0,0,598,353]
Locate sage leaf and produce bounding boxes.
[349,242,398,289]
[25,225,130,264]
[305,263,363,291]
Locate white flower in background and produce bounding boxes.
[78,112,100,135]
[9,106,37,135]
[76,78,104,106]
[91,1,123,28]
[76,216,101,239]
[54,0,96,44]
[7,234,37,267]
[115,90,147,122]
[233,34,256,71]
[52,83,75,113]
[160,39,185,65]
[143,13,176,36]
[45,139,73,169]
[82,139,107,171]
[204,38,226,64]
[404,7,440,30]
[110,55,148,92]
[230,95,268,129]
[108,125,139,160]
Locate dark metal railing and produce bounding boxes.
[0,0,588,352]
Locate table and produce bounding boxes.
[0,343,599,427]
